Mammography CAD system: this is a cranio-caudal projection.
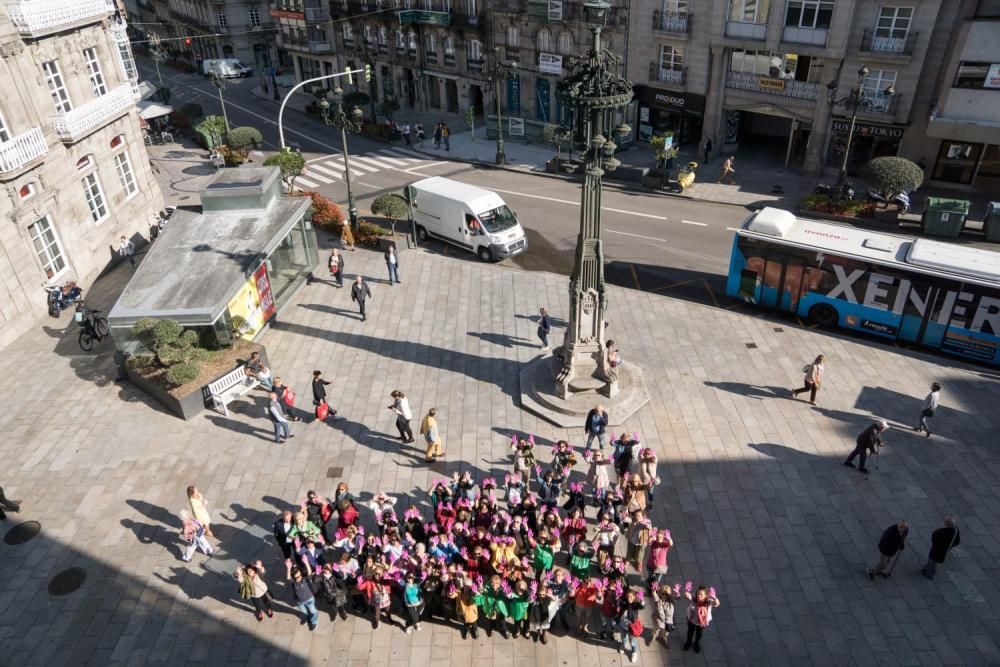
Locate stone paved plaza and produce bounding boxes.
[2,243,1000,666]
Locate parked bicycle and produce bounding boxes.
[75,304,109,352]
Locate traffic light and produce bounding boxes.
[364,64,372,82]
[184,38,192,45]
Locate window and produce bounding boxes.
[76,155,94,171]
[43,60,71,113]
[420,0,431,8]
[407,31,417,50]
[249,7,261,27]
[217,12,227,28]
[82,172,108,223]
[507,25,520,49]
[537,29,551,52]
[933,141,983,184]
[659,45,684,71]
[467,39,482,61]
[364,24,375,43]
[425,32,436,52]
[863,68,896,95]
[378,26,387,45]
[19,182,36,200]
[0,111,9,143]
[954,62,1000,89]
[557,32,572,54]
[28,215,67,279]
[444,35,455,55]
[110,134,124,149]
[343,23,353,40]
[729,0,771,22]
[784,0,833,29]
[114,151,137,199]
[875,6,912,38]
[395,30,405,48]
[662,0,688,11]
[83,48,107,97]
[467,0,477,14]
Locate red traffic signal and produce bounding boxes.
[184,38,192,45]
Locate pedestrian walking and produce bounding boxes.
[118,235,136,269]
[402,122,412,146]
[179,509,214,561]
[187,486,214,538]
[312,370,337,421]
[867,520,908,580]
[914,382,941,437]
[433,123,443,149]
[717,155,736,185]
[244,351,273,390]
[584,403,609,452]
[388,390,414,443]
[419,407,443,462]
[702,137,712,165]
[844,420,887,474]
[267,390,292,443]
[682,585,721,654]
[442,123,451,151]
[537,307,551,350]
[649,583,677,648]
[792,354,824,404]
[328,248,344,287]
[385,244,401,284]
[0,485,21,521]
[289,567,320,630]
[922,516,961,579]
[415,123,425,148]
[351,275,372,321]
[340,217,356,251]
[236,560,275,621]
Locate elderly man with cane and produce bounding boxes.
[867,520,908,580]
[845,420,888,475]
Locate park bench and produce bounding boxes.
[207,365,258,416]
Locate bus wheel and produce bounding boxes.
[477,246,494,262]
[809,304,838,328]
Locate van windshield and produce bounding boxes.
[478,205,517,233]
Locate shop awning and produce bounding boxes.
[137,100,174,119]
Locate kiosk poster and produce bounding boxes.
[226,264,275,340]
[254,263,276,322]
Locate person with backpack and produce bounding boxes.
[792,354,825,404]
[615,587,645,663]
[235,560,274,621]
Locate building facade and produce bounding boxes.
[0,5,163,350]
[628,0,947,175]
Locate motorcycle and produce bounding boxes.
[866,187,911,214]
[45,281,83,317]
[814,181,856,200]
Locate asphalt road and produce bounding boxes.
[140,60,750,308]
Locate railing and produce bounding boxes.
[725,20,767,40]
[0,127,48,174]
[304,6,329,22]
[308,40,332,53]
[859,91,900,114]
[648,63,687,85]
[467,57,484,72]
[378,43,388,53]
[6,0,114,36]
[51,84,134,143]
[782,25,828,46]
[725,70,818,100]
[652,10,690,34]
[444,52,456,67]
[426,52,438,64]
[860,28,918,55]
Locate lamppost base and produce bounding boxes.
[495,151,506,166]
[348,206,359,230]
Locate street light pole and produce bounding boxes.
[320,88,364,230]
[211,73,230,133]
[828,65,895,187]
[491,49,518,166]
[277,69,363,149]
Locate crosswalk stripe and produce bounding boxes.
[309,164,341,180]
[304,171,334,184]
[371,152,410,166]
[352,156,396,170]
[343,160,376,174]
[296,177,320,188]
[383,147,425,159]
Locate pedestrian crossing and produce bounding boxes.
[296,147,433,188]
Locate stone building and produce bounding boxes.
[0,5,163,350]
[626,0,948,175]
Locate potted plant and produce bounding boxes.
[370,193,411,251]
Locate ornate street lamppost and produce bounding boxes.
[210,72,230,133]
[827,65,895,186]
[319,88,364,230]
[490,48,519,165]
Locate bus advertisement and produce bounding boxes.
[726,208,1000,365]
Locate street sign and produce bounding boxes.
[397,9,451,26]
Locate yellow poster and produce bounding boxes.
[226,274,265,339]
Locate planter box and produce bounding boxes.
[606,165,648,184]
[378,234,412,253]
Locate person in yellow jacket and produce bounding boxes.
[451,584,481,639]
[419,408,443,462]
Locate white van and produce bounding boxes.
[409,177,528,261]
[202,59,253,79]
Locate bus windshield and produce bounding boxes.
[477,205,518,233]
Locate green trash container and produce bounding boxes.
[921,198,970,238]
[985,202,1000,243]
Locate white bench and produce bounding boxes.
[207,365,258,416]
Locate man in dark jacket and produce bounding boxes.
[351,276,372,321]
[845,420,887,474]
[922,516,960,579]
[289,567,319,630]
[584,404,609,452]
[311,370,337,421]
[867,520,908,580]
[537,307,552,350]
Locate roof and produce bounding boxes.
[411,176,505,213]
[740,207,1000,286]
[202,167,279,200]
[108,196,310,327]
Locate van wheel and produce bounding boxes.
[477,246,494,262]
[416,225,428,242]
[808,303,838,328]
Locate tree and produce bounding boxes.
[861,156,923,205]
[302,191,345,232]
[264,149,307,192]
[371,193,409,236]
[227,126,263,161]
[378,99,400,121]
[130,318,211,387]
[543,123,572,160]
[196,115,227,149]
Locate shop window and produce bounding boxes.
[19,182,36,200]
[28,214,67,279]
[976,144,1000,181]
[953,62,1000,90]
[933,141,983,184]
[785,0,834,29]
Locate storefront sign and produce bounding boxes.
[509,117,525,137]
[636,86,706,113]
[831,119,904,139]
[227,264,276,340]
[986,64,1000,89]
[539,53,563,75]
[548,1,563,20]
[269,8,304,19]
[757,77,786,92]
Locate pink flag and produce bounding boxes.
[632,432,639,441]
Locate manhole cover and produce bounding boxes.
[327,466,344,478]
[745,342,758,349]
[48,567,87,596]
[773,327,784,332]
[4,520,40,545]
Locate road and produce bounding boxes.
[139,60,750,307]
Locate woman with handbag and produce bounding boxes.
[792,354,825,404]
[615,587,645,663]
[235,560,274,621]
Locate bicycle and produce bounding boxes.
[75,305,109,351]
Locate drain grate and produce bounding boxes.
[326,466,344,479]
[4,520,40,545]
[773,327,784,332]
[48,567,87,596]
[745,343,758,349]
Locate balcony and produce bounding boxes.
[307,40,332,53]
[305,6,329,22]
[0,127,48,175]
[726,71,818,100]
[444,52,456,67]
[725,20,767,40]
[652,10,690,34]
[378,43,388,53]
[859,91,900,115]
[426,52,438,64]
[467,58,484,73]
[6,0,114,37]
[51,85,134,144]
[648,63,686,86]
[860,28,918,56]
[782,25,828,46]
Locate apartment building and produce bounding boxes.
[0,5,163,350]
[910,0,1000,190]
[628,0,946,174]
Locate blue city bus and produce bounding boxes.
[726,207,1000,365]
